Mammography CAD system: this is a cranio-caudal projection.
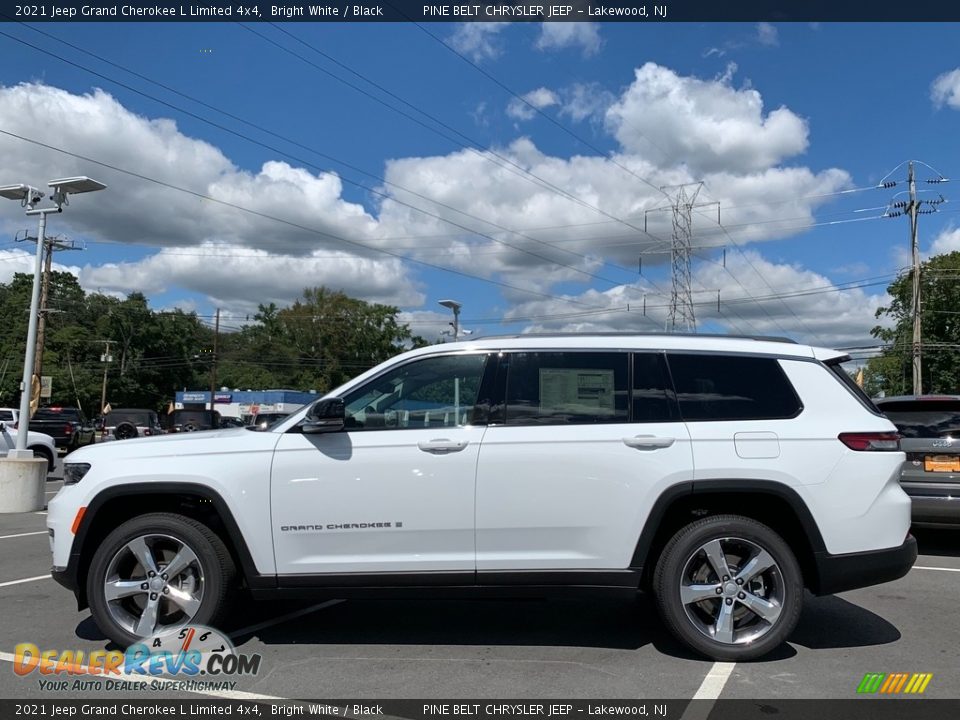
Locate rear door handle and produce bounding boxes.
[622,435,675,450]
[418,438,470,454]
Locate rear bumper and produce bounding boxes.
[812,535,917,595]
[909,495,960,526]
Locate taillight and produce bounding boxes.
[64,423,74,437]
[838,432,900,451]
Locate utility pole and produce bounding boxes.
[883,161,948,395]
[209,308,220,411]
[99,341,113,415]
[30,235,83,379]
[645,183,719,333]
[908,162,922,396]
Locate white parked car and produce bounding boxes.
[0,408,57,472]
[47,335,916,659]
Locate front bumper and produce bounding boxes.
[812,534,917,595]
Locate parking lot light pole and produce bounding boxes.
[438,299,462,341]
[0,177,106,455]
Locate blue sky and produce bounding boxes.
[1,20,959,347]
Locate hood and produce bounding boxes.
[65,426,278,462]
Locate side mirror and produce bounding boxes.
[303,398,345,434]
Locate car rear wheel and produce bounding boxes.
[87,513,236,648]
[653,514,803,661]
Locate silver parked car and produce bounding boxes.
[875,395,960,527]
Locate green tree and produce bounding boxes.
[868,251,960,395]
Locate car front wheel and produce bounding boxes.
[653,514,803,661]
[87,513,236,648]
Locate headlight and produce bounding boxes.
[63,463,91,485]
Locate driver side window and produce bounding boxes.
[342,354,487,431]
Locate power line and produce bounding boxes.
[0,128,640,317]
[0,27,642,290]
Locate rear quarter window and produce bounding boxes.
[667,353,802,421]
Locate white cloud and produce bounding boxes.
[535,22,602,56]
[505,251,885,348]
[605,63,809,173]
[0,74,854,340]
[0,83,382,258]
[448,23,509,63]
[931,68,960,110]
[930,227,960,255]
[78,242,423,320]
[756,23,779,47]
[506,87,559,120]
[558,83,616,123]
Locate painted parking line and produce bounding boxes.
[679,662,736,720]
[0,531,47,540]
[914,565,960,573]
[0,651,284,702]
[0,574,50,588]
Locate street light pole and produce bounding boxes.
[0,177,106,457]
[11,207,53,456]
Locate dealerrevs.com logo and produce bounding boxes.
[13,625,262,692]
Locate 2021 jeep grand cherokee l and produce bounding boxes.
[47,334,916,660]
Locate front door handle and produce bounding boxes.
[622,435,675,450]
[418,438,470,454]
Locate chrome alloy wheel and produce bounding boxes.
[102,533,205,637]
[679,537,785,646]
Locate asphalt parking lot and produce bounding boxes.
[1,462,958,707]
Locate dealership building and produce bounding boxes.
[174,389,319,419]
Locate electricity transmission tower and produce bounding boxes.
[645,182,718,333]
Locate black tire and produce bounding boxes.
[114,422,139,441]
[28,445,54,473]
[86,513,236,648]
[653,514,803,661]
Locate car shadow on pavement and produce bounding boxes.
[787,593,901,650]
[229,596,664,651]
[72,592,901,661]
[913,528,960,557]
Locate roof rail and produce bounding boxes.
[475,332,798,344]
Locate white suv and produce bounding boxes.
[47,334,916,660]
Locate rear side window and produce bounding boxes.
[667,354,802,421]
[633,353,678,422]
[504,352,629,425]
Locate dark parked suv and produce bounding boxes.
[164,409,221,433]
[100,408,164,442]
[875,395,960,527]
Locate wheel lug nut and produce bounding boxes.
[738,592,746,599]
[150,593,158,601]
[140,582,148,590]
[162,587,169,595]
[722,575,730,582]
[715,587,723,595]
[148,571,156,578]
[735,578,744,585]
[725,598,733,605]
[161,573,168,580]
